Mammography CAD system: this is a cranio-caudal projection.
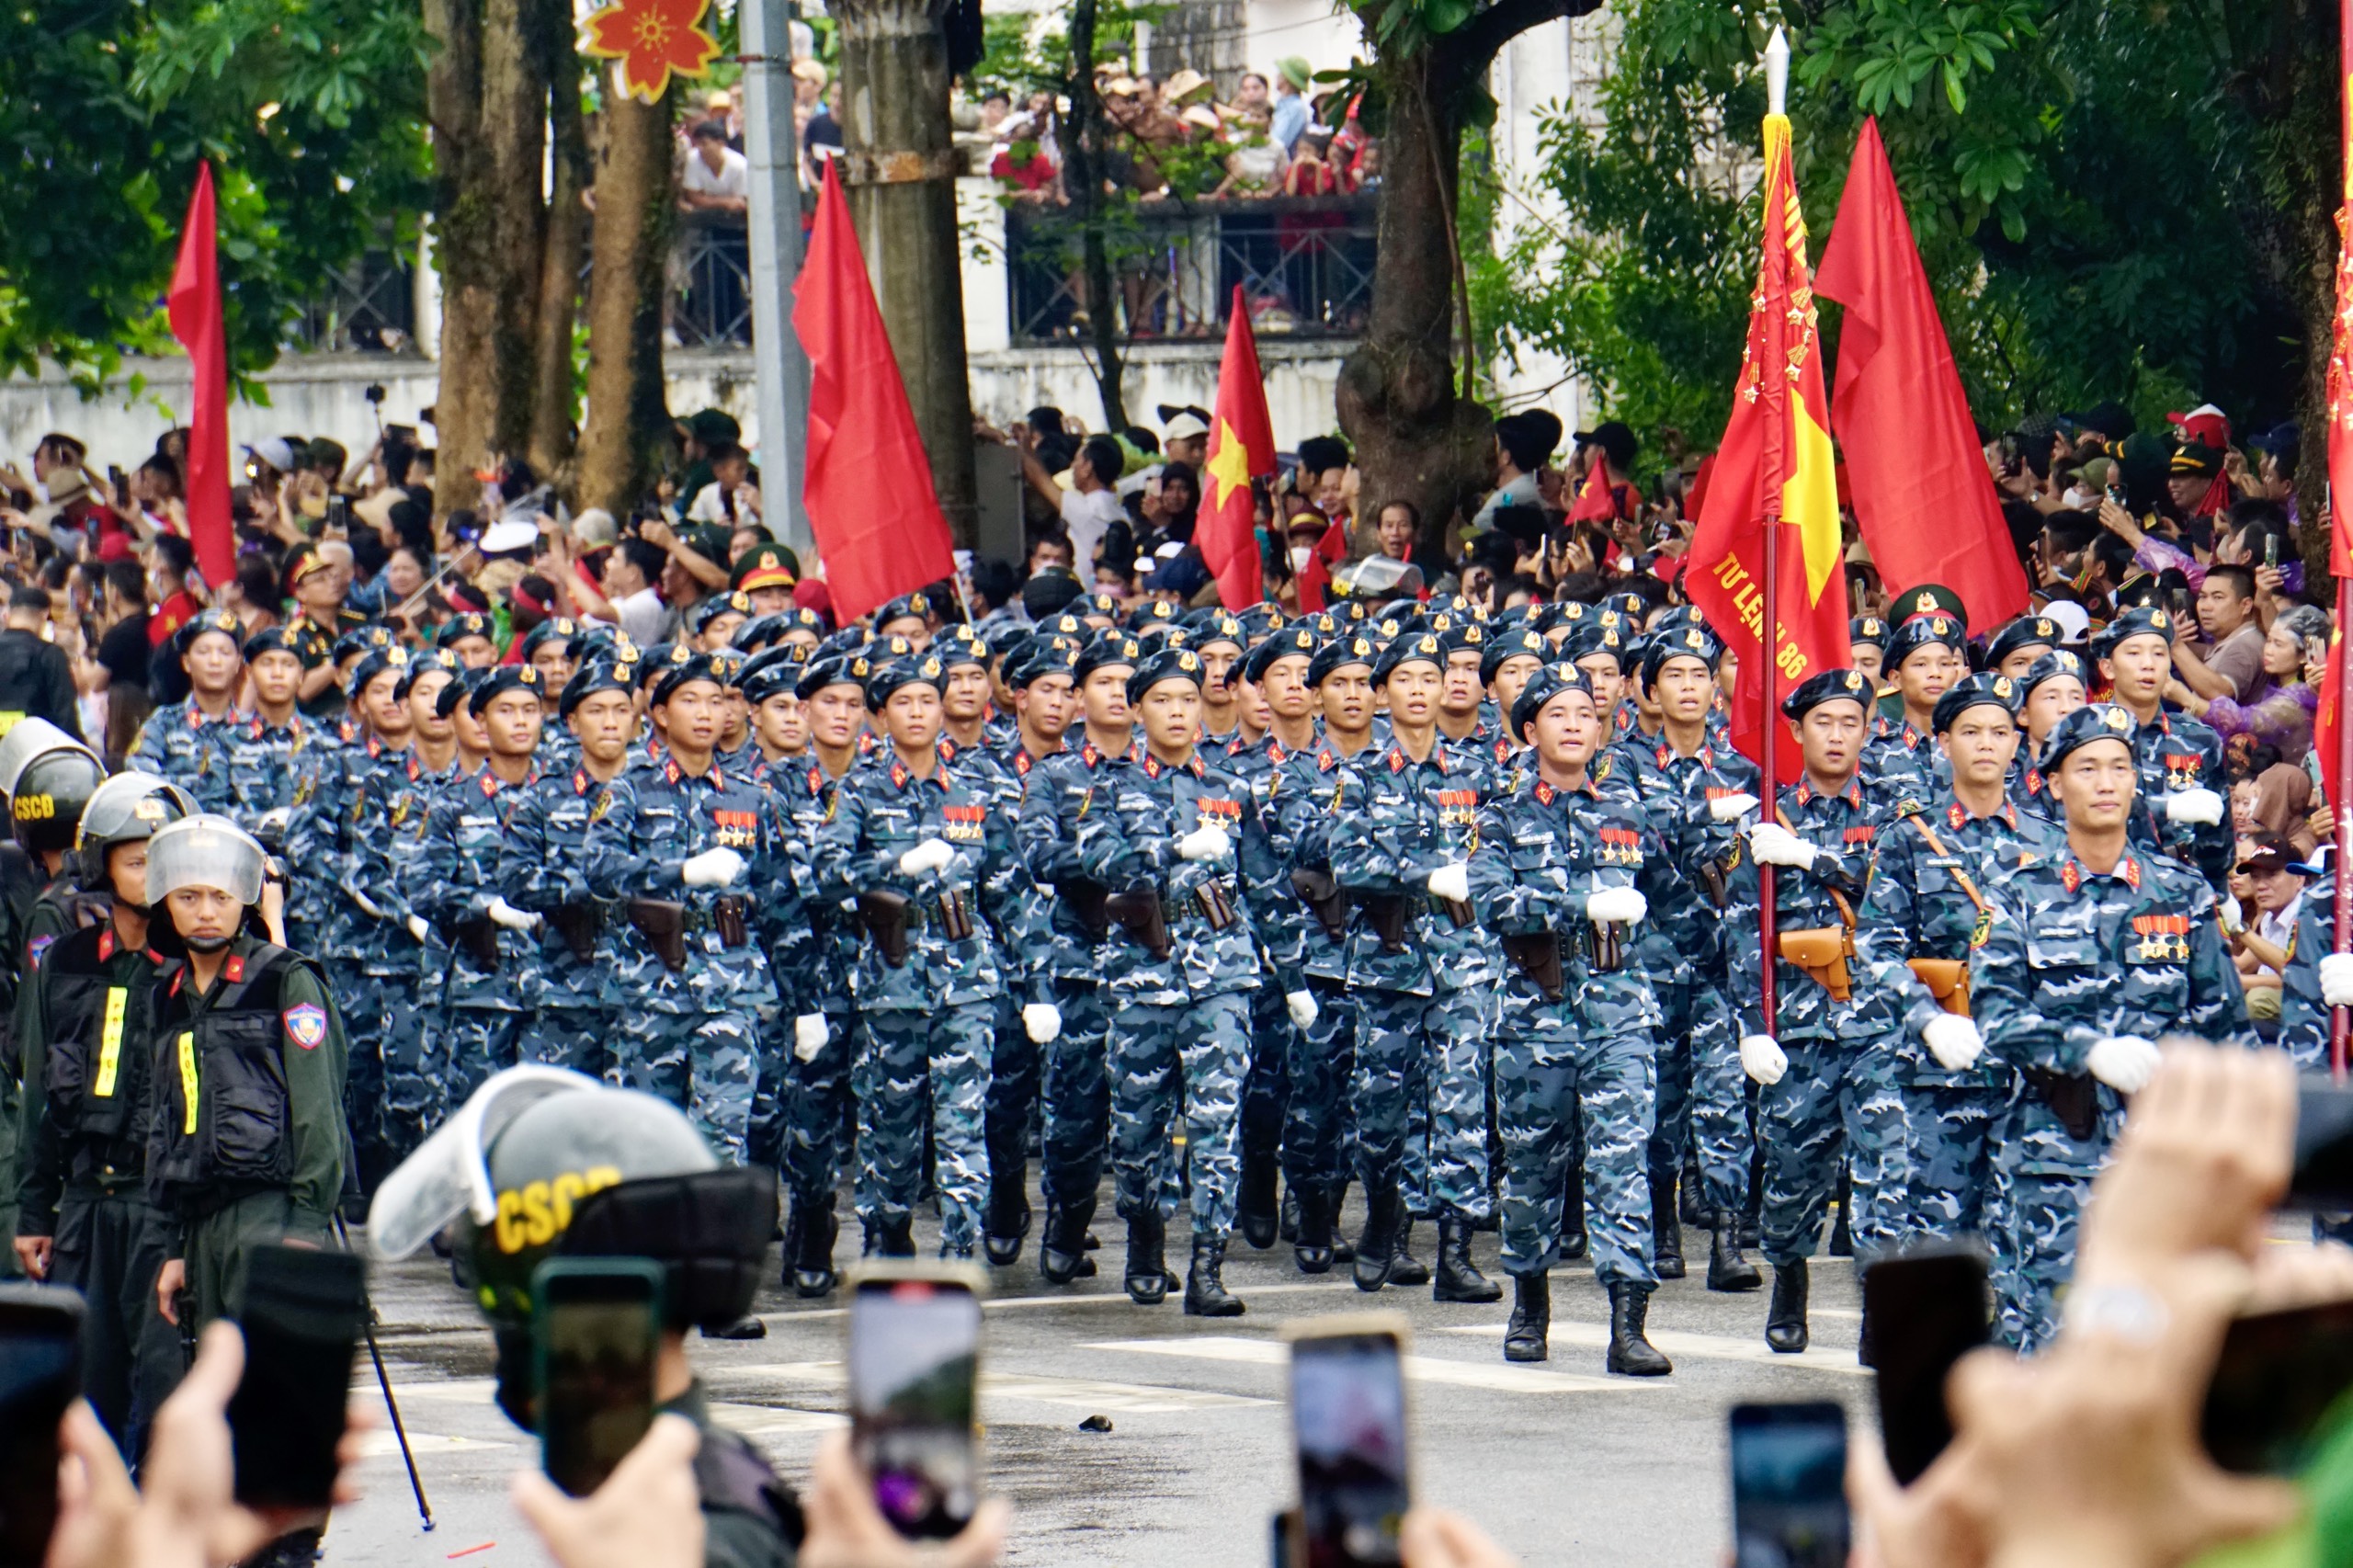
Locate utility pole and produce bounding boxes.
[742,0,813,553]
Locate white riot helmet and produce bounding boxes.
[145,813,268,909]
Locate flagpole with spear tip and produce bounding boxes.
[1756,27,1791,1044]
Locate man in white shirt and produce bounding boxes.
[600,537,671,649]
[682,121,749,213]
[995,427,1128,576]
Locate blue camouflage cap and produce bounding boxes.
[178,608,246,654]
[873,591,935,630]
[1561,619,1632,670]
[436,611,496,651]
[737,646,804,706]
[1374,628,1448,684]
[1074,631,1142,683]
[1480,627,1551,685]
[1125,644,1206,706]
[653,649,736,707]
[2094,604,2178,658]
[394,649,456,701]
[1194,611,1247,653]
[1242,624,1318,684]
[2018,649,2088,702]
[2040,701,2138,772]
[1884,613,1968,671]
[1509,664,1596,743]
[934,625,990,672]
[1984,615,2062,668]
[691,590,756,636]
[1849,615,1891,652]
[437,665,494,720]
[794,653,868,702]
[1006,637,1081,691]
[1931,671,2019,733]
[865,650,948,709]
[468,663,546,715]
[559,659,637,719]
[522,616,581,657]
[347,643,409,700]
[730,612,788,653]
[1641,622,1723,687]
[1308,631,1378,687]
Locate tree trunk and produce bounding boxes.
[835,0,981,545]
[528,23,589,479]
[1336,56,1494,562]
[2266,0,2342,575]
[577,91,677,516]
[424,0,553,513]
[1063,0,1128,431]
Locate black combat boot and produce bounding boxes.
[1606,1281,1673,1376]
[701,1314,767,1340]
[779,1203,806,1290]
[1828,1165,1855,1257]
[1388,1220,1431,1288]
[1329,1180,1357,1264]
[1279,1184,1302,1244]
[1238,1149,1280,1250]
[1040,1195,1099,1284]
[1652,1170,1685,1281]
[1353,1185,1403,1291]
[1765,1258,1810,1353]
[1706,1209,1762,1292]
[793,1198,840,1298]
[1559,1167,1589,1261]
[1124,1212,1169,1305]
[1183,1233,1246,1316]
[1293,1185,1335,1275]
[878,1215,916,1258]
[1432,1215,1501,1303]
[1679,1149,1707,1226]
[1503,1271,1551,1362]
[983,1168,1030,1267]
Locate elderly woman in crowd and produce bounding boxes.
[2167,601,2331,765]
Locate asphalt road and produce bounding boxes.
[324,1197,1871,1568]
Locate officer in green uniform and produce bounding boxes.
[13,771,193,1455]
[145,815,350,1330]
[369,1068,798,1568]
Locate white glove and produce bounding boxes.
[793,1013,830,1062]
[1741,1033,1789,1086]
[2164,788,2226,826]
[896,837,954,877]
[1585,885,1649,926]
[405,915,429,944]
[1022,1004,1063,1044]
[2322,952,2353,1008]
[1286,989,1320,1029]
[1745,822,1819,870]
[486,896,540,933]
[1710,792,1760,824]
[1176,824,1233,863]
[2217,900,2245,936]
[682,846,745,888]
[2087,1035,2163,1095]
[1921,1013,1985,1073]
[351,889,385,919]
[1426,862,1471,904]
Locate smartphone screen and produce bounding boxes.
[1863,1244,1989,1483]
[228,1245,364,1511]
[2202,1298,2353,1473]
[1730,1402,1849,1568]
[1290,1329,1410,1568]
[0,1288,83,1568]
[2286,1077,2353,1210]
[851,1275,982,1540]
[534,1259,664,1498]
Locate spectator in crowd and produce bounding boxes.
[0,581,85,742]
[2168,600,2327,765]
[2174,562,2268,703]
[806,83,844,169]
[1270,58,1312,153]
[681,121,748,216]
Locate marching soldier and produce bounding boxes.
[13,772,193,1454]
[147,815,349,1330]
[2015,653,2088,824]
[1075,645,1272,1313]
[1466,666,1669,1375]
[812,650,1004,1261]
[127,610,247,806]
[2094,606,2230,889]
[1972,703,2249,1350]
[1861,616,1965,809]
[219,627,321,841]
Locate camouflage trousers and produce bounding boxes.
[1108,990,1252,1237]
[1984,1090,2118,1353]
[616,1005,760,1165]
[440,1008,528,1110]
[1242,983,1294,1192]
[332,963,389,1180]
[517,1005,615,1082]
[377,972,443,1160]
[1282,978,1357,1190]
[1871,1073,2002,1252]
[985,994,1041,1229]
[1350,988,1488,1219]
[1495,1033,1657,1287]
[1758,1036,1907,1267]
[1654,979,1748,1211]
[857,1004,993,1255]
[779,1008,858,1204]
[1040,979,1110,1210]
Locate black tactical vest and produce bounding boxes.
[40,925,166,1156]
[148,944,307,1197]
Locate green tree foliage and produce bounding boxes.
[0,0,431,390]
[1475,0,2312,455]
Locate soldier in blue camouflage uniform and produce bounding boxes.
[1019,633,1139,1284]
[415,666,548,1105]
[584,652,799,1176]
[1984,616,2063,679]
[1725,668,1894,1354]
[1464,666,1671,1375]
[437,610,500,669]
[127,610,250,809]
[1973,702,2250,1350]
[502,660,638,1082]
[2014,653,2088,826]
[521,618,585,773]
[2095,606,2231,890]
[1330,627,1502,1302]
[1607,621,1763,1291]
[283,643,411,1190]
[1267,631,1386,1275]
[812,651,1004,1260]
[1075,645,1275,1314]
[1860,615,1965,810]
[1848,675,2063,1282]
[219,627,323,844]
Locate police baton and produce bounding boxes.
[331,1213,436,1531]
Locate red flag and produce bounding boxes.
[791,161,956,623]
[1569,460,1617,523]
[1686,110,1850,786]
[167,165,235,592]
[1816,119,2026,633]
[1199,286,1274,607]
[2321,620,2347,807]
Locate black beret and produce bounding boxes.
[1984,616,2061,669]
[1884,614,1968,671]
[1374,628,1448,684]
[2018,650,2088,702]
[1848,616,1890,652]
[653,650,734,707]
[1931,672,2020,733]
[738,647,805,706]
[1125,644,1206,706]
[1480,628,1551,685]
[1641,622,1724,687]
[1509,665,1595,743]
[795,653,868,702]
[866,650,948,709]
[2094,605,2179,658]
[468,664,547,715]
[2040,702,2140,772]
[394,649,456,702]
[1308,632,1378,687]
[1561,619,1632,670]
[1242,625,1319,684]
[560,659,637,719]
[1780,667,1874,721]
[1074,631,1142,683]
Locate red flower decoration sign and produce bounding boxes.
[584,0,720,104]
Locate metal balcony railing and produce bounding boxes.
[1006,191,1379,346]
[673,215,755,347]
[284,250,419,354]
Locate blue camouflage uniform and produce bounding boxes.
[500,762,627,1080]
[2128,709,2231,890]
[351,744,463,1156]
[416,762,543,1105]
